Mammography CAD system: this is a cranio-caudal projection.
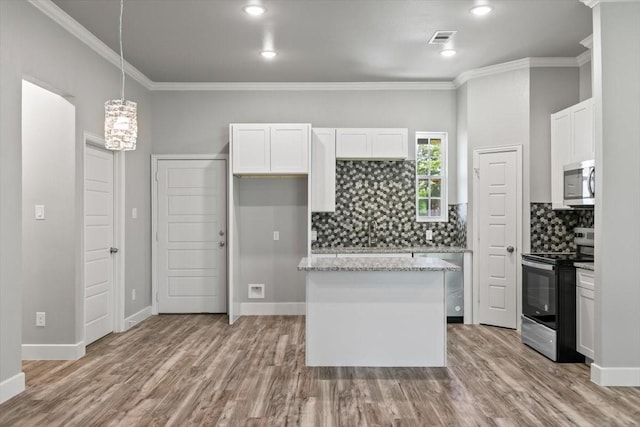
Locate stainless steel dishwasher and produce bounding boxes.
[414,253,464,322]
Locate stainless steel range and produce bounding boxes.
[521,227,594,362]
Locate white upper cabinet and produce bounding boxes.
[336,128,372,159]
[231,124,310,175]
[311,128,336,212]
[232,124,270,174]
[551,110,572,209]
[270,124,309,174]
[336,128,408,160]
[371,128,409,159]
[571,100,595,163]
[550,98,594,210]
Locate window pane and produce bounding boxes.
[418,180,431,197]
[417,158,430,175]
[418,199,428,216]
[430,199,441,217]
[428,141,442,175]
[430,179,441,197]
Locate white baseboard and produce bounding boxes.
[591,363,640,387]
[240,302,305,316]
[125,306,153,331]
[0,372,25,404]
[22,341,85,361]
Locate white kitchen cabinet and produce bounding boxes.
[311,128,336,212]
[570,99,595,163]
[576,268,595,359]
[550,98,594,209]
[336,128,371,159]
[371,128,408,159]
[232,124,271,174]
[231,123,310,175]
[336,128,408,160]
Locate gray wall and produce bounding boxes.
[22,80,76,344]
[463,68,531,251]
[151,89,459,203]
[592,2,640,376]
[0,0,152,385]
[237,178,308,303]
[579,61,593,101]
[529,67,580,202]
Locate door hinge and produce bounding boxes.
[474,167,480,179]
[155,231,158,241]
[155,171,158,181]
[156,292,159,303]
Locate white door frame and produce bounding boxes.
[472,145,523,327]
[83,132,126,338]
[151,154,229,315]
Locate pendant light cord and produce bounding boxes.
[119,0,125,101]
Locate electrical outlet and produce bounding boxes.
[132,208,137,219]
[36,312,46,327]
[132,289,136,301]
[311,230,318,241]
[273,231,280,241]
[425,230,433,241]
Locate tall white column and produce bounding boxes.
[582,0,640,386]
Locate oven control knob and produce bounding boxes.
[507,246,515,253]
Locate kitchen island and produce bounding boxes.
[298,256,460,367]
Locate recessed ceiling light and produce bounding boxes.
[261,50,277,59]
[440,49,457,57]
[243,5,266,16]
[470,5,493,16]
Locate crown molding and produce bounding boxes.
[580,35,594,49]
[150,81,455,91]
[576,50,592,66]
[28,0,154,90]
[453,57,579,88]
[581,0,640,7]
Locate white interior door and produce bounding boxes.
[477,150,518,329]
[157,159,227,313]
[84,145,114,345]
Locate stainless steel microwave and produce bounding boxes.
[563,160,595,207]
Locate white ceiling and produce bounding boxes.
[51,0,592,83]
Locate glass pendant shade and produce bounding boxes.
[104,99,137,150]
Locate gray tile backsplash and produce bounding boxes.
[530,203,594,252]
[311,161,467,248]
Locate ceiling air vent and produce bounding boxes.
[428,30,457,45]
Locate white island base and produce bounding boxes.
[305,270,447,367]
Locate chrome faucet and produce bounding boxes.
[368,220,378,247]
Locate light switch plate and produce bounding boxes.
[311,230,318,241]
[273,231,280,241]
[425,230,433,241]
[35,205,45,220]
[132,208,137,219]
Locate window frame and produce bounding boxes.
[415,131,448,222]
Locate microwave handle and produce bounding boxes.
[588,168,595,197]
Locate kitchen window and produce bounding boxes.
[416,132,448,222]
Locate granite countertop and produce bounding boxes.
[575,262,595,271]
[298,256,461,272]
[311,246,471,254]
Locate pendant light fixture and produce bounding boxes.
[104,0,137,151]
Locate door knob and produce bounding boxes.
[506,246,515,253]
[219,242,226,247]
[110,247,119,254]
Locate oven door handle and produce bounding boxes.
[522,260,554,271]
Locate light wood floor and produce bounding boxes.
[1,315,639,426]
